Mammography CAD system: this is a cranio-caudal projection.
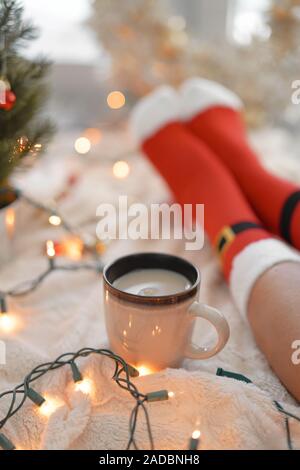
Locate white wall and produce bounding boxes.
[23,0,101,63]
[171,0,230,40]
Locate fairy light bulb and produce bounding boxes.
[46,240,55,258]
[107,91,125,109]
[0,298,18,334]
[39,396,61,417]
[5,207,15,239]
[46,240,56,269]
[113,160,130,179]
[74,378,93,395]
[48,214,61,227]
[136,365,153,377]
[168,391,175,399]
[0,313,17,334]
[192,430,201,440]
[64,237,83,261]
[189,429,201,450]
[74,137,91,155]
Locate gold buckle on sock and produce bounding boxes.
[215,225,236,256]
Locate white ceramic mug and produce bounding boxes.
[103,253,230,371]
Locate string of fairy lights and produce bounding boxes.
[0,90,133,333]
[0,347,175,451]
[0,190,299,451]
[0,187,105,334]
[2,83,205,450]
[0,349,299,451]
[0,121,300,450]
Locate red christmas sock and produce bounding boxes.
[130,87,271,280]
[180,78,300,251]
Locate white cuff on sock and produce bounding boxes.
[229,238,300,319]
[130,86,180,144]
[180,77,243,121]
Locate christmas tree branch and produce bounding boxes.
[0,0,54,190]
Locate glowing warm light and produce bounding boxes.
[46,240,56,258]
[168,391,175,399]
[74,137,91,155]
[29,143,42,157]
[113,160,130,179]
[74,378,93,395]
[192,430,201,440]
[39,397,61,417]
[0,313,17,333]
[136,365,153,377]
[5,207,15,239]
[83,128,102,145]
[63,237,83,261]
[18,136,28,151]
[107,91,126,110]
[48,214,61,227]
[95,240,106,255]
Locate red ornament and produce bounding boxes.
[0,78,16,111]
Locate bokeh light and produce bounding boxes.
[48,214,62,226]
[83,128,102,145]
[63,237,84,261]
[74,137,91,154]
[5,207,15,238]
[113,160,130,179]
[107,91,126,109]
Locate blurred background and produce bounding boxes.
[0,0,297,202]
[21,0,300,132]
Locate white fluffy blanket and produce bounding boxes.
[0,128,299,450]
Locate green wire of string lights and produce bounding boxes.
[217,368,300,450]
[0,347,176,451]
[0,187,104,326]
[0,185,299,451]
[0,360,299,450]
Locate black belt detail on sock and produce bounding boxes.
[217,221,263,253]
[280,191,300,243]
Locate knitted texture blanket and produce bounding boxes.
[0,128,299,450]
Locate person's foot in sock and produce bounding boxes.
[131,86,300,399]
[130,86,299,297]
[180,78,300,251]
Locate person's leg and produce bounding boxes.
[180,78,300,251]
[248,262,300,401]
[131,86,300,400]
[230,238,300,401]
[130,86,272,280]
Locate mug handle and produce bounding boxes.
[184,302,230,360]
